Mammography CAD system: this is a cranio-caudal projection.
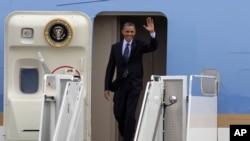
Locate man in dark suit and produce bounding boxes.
[104,17,158,141]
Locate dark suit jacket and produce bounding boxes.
[105,36,158,91]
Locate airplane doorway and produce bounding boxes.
[92,14,167,141]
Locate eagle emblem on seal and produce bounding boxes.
[44,19,73,48]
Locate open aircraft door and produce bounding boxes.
[4,11,92,141]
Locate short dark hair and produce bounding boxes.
[122,22,136,30]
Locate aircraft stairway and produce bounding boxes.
[39,74,84,141]
[134,73,219,141]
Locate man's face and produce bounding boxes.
[122,26,136,42]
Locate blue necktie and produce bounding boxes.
[124,43,130,62]
[122,43,130,77]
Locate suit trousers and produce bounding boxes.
[113,77,142,141]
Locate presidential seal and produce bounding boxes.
[44,18,73,48]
